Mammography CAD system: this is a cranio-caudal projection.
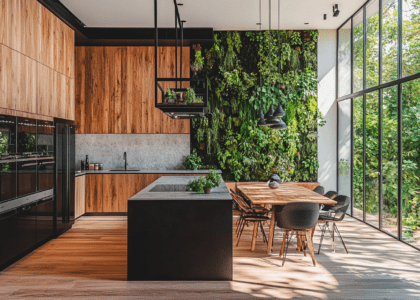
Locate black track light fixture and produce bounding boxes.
[333,4,340,17]
[324,14,327,20]
[177,3,183,6]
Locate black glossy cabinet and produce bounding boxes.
[17,205,37,254]
[36,200,54,244]
[0,213,18,267]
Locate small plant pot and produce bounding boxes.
[177,92,185,103]
[167,99,175,103]
[199,142,205,149]
[203,187,211,194]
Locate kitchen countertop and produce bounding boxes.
[128,176,232,201]
[75,169,222,177]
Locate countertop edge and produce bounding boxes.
[75,169,222,177]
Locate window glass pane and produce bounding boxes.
[402,78,420,248]
[338,99,352,201]
[353,10,364,92]
[382,85,398,237]
[339,21,352,97]
[402,0,420,77]
[365,91,379,227]
[353,96,364,219]
[366,0,380,88]
[382,0,399,83]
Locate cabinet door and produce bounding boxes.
[37,63,55,116]
[36,199,54,244]
[0,213,18,267]
[14,51,37,114]
[17,205,37,254]
[75,176,86,219]
[0,44,14,110]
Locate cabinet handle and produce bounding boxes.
[39,161,55,165]
[22,163,38,167]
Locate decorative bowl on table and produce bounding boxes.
[268,181,280,189]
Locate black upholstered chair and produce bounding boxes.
[230,189,270,247]
[275,202,319,267]
[324,190,338,200]
[317,195,350,254]
[312,186,325,196]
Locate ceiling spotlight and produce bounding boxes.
[304,22,309,25]
[333,4,340,17]
[324,14,327,20]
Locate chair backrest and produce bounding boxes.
[322,191,338,211]
[313,186,325,196]
[330,195,350,221]
[324,190,337,199]
[275,202,320,231]
[229,189,251,212]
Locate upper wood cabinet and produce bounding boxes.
[40,5,74,78]
[0,0,74,78]
[0,44,36,113]
[0,0,41,62]
[75,47,190,134]
[38,63,75,120]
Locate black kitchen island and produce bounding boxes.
[127,176,233,281]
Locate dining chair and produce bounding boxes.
[312,186,325,196]
[229,189,270,247]
[324,190,337,199]
[317,195,350,254]
[275,202,319,267]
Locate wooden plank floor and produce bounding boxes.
[1,215,420,299]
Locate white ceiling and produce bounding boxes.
[61,0,366,30]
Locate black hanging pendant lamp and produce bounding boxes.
[256,0,287,130]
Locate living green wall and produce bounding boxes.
[188,30,324,182]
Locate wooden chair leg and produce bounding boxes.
[305,230,317,267]
[279,230,288,257]
[251,222,259,251]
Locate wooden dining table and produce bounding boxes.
[237,183,337,254]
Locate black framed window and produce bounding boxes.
[337,0,420,250]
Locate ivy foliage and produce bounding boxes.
[189,30,324,182]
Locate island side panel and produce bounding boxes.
[127,199,233,281]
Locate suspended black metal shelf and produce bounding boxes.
[154,0,209,120]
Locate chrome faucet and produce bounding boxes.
[124,152,128,171]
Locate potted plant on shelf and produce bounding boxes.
[188,170,222,194]
[194,96,204,105]
[176,91,185,104]
[164,88,177,103]
[184,87,196,104]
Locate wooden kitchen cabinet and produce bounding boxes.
[0,0,41,61]
[75,176,86,219]
[37,63,75,120]
[0,44,36,113]
[85,174,204,213]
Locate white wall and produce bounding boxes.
[317,30,337,192]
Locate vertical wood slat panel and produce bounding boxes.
[75,46,190,134]
[0,44,15,110]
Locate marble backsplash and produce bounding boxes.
[76,134,190,171]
